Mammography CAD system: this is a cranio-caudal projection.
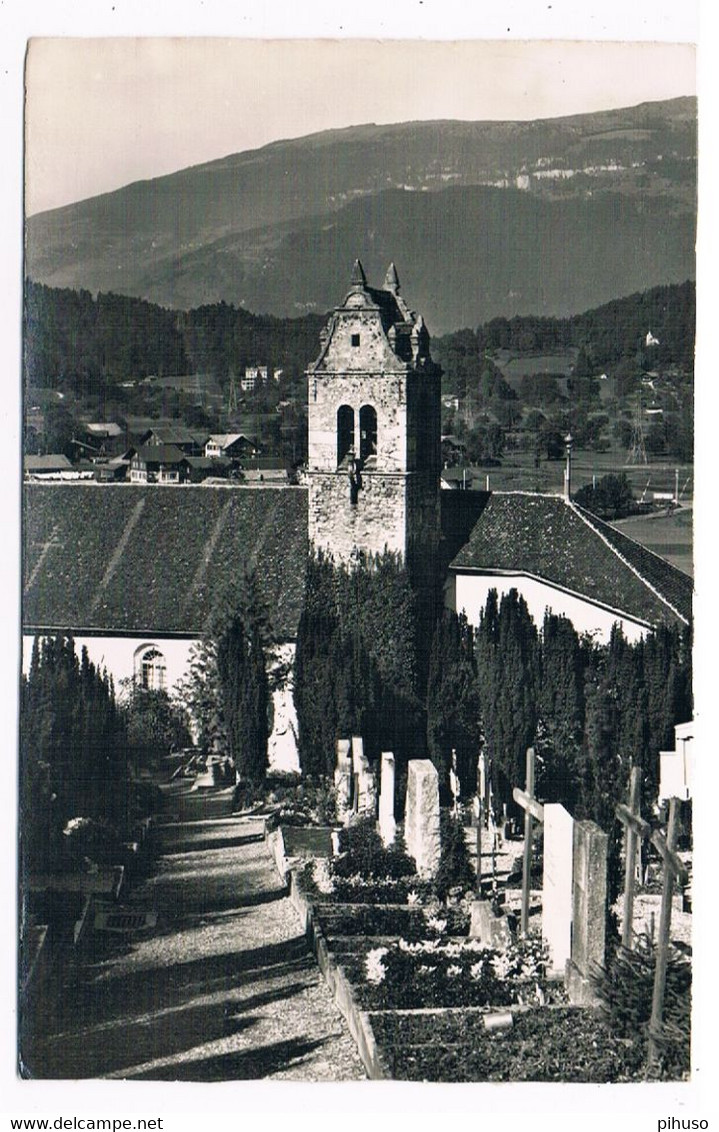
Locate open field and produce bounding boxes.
[483,450,693,500]
[611,506,693,576]
[474,451,694,576]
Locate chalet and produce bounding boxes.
[241,457,289,484]
[181,456,232,484]
[129,444,186,485]
[81,422,125,456]
[136,428,207,456]
[204,433,257,460]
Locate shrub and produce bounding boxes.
[591,930,691,1079]
[372,1007,647,1082]
[435,810,475,900]
[332,816,416,880]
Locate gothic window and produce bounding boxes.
[359,404,377,462]
[135,645,167,691]
[337,405,354,465]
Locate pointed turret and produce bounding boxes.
[384,262,400,294]
[349,258,367,289]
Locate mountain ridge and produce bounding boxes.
[26,97,696,334]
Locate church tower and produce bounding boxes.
[305,260,442,588]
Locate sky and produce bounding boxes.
[25,38,696,215]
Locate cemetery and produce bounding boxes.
[262,737,692,1082]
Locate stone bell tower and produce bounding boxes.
[305,260,442,588]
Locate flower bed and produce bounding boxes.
[314,902,470,940]
[316,903,427,939]
[354,935,555,1011]
[370,1006,646,1082]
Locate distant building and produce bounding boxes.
[129,444,186,484]
[136,428,207,456]
[241,366,269,392]
[24,454,79,480]
[204,433,257,460]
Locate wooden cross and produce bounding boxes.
[512,747,544,935]
[615,766,651,949]
[647,796,689,1073]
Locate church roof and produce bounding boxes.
[23,484,308,640]
[450,491,692,628]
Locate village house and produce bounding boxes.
[204,433,257,460]
[24,454,78,480]
[136,427,208,456]
[129,444,186,484]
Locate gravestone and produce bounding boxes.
[405,759,441,878]
[357,766,378,818]
[565,820,608,1005]
[334,739,353,820]
[348,736,375,817]
[378,751,397,846]
[542,803,575,976]
[449,749,461,815]
[469,899,513,949]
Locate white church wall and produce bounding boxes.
[22,634,301,773]
[451,572,648,643]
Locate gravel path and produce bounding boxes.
[24,784,366,1082]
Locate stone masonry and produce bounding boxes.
[305,260,441,571]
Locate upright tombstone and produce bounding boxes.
[351,736,376,817]
[357,766,378,818]
[542,803,575,976]
[405,759,441,878]
[565,820,608,1005]
[351,735,367,813]
[334,739,353,822]
[378,751,397,846]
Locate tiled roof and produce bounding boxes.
[450,492,692,628]
[25,454,73,471]
[23,484,309,639]
[135,444,185,464]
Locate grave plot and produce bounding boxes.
[264,743,691,1082]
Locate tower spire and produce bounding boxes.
[384,262,400,293]
[349,258,367,289]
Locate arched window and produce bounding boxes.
[337,405,355,465]
[359,404,377,462]
[134,645,167,691]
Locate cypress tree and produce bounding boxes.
[476,589,540,805]
[216,613,269,784]
[426,610,480,793]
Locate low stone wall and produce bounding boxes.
[262,818,389,1080]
